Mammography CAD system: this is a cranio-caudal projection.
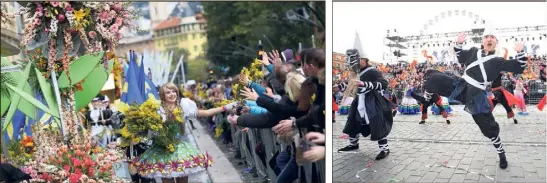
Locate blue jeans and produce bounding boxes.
[276,155,299,183]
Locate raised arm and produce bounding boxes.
[499,43,527,74]
[453,33,475,64]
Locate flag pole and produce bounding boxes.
[180,55,186,85]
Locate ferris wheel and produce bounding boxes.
[384,9,546,64]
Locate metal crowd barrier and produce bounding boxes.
[204,111,325,183]
[527,80,546,104]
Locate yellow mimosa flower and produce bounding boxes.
[74,8,89,23]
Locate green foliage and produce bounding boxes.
[202,2,325,75]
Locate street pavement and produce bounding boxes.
[333,105,546,183]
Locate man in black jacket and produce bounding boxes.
[422,32,526,169]
[337,49,393,160]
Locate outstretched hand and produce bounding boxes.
[239,74,249,85]
[268,50,282,65]
[514,42,525,52]
[241,87,259,101]
[455,32,466,44]
[261,52,271,66]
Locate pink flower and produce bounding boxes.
[58,14,65,22]
[98,11,111,24]
[30,170,38,178]
[33,18,41,25]
[88,31,97,39]
[115,17,123,25]
[110,25,119,32]
[113,4,122,11]
[49,1,59,7]
[66,6,74,12]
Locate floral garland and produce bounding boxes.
[10,1,137,86]
[19,2,137,53]
[120,98,184,153]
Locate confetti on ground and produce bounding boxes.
[426,162,495,181]
[356,160,376,182]
[339,134,349,139]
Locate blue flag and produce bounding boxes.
[121,51,144,105]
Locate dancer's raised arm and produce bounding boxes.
[453,32,475,64]
[498,42,527,74]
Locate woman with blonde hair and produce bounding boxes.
[131,83,236,183]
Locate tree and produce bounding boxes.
[202,2,325,75]
[186,57,209,82]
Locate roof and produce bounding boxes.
[153,17,181,30]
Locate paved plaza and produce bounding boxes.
[333,105,546,183]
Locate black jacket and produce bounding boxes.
[237,95,307,128]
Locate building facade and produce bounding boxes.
[1,2,21,63]
[153,14,207,60]
[115,35,155,58]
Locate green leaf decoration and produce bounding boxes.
[0,94,9,117]
[5,83,55,119]
[18,82,36,120]
[2,63,33,132]
[57,51,105,88]
[74,60,114,110]
[1,57,15,116]
[35,68,59,118]
[1,59,36,119]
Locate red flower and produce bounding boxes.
[83,157,94,168]
[64,165,71,173]
[71,157,82,167]
[69,173,81,183]
[74,168,82,176]
[87,168,95,177]
[41,172,50,181]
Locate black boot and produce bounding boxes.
[499,153,508,169]
[446,120,451,124]
[375,150,390,160]
[513,119,518,124]
[392,110,397,117]
[419,120,425,124]
[338,144,359,152]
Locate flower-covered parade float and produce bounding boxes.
[1,2,138,182]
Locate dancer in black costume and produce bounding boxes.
[338,49,394,160]
[490,74,520,124]
[409,88,451,124]
[423,32,526,169]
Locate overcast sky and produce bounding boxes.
[333,2,547,62]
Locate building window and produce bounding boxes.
[192,33,196,40]
[194,45,198,51]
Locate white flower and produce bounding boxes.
[49,19,58,35]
